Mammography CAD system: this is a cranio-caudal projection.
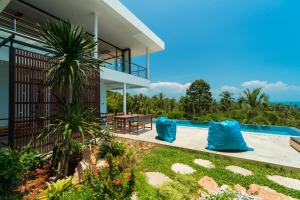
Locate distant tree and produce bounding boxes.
[238,88,274,123]
[186,80,213,117]
[219,91,235,111]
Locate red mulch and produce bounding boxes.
[17,163,51,200]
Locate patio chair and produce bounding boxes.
[129,115,152,135]
[116,112,125,116]
[290,137,300,152]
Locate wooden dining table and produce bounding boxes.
[114,114,143,132]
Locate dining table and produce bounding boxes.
[114,114,143,132]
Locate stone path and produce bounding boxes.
[225,165,253,176]
[194,159,215,169]
[171,163,196,174]
[267,175,300,191]
[145,172,171,187]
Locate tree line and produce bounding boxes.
[107,79,300,128]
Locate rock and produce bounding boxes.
[220,184,230,190]
[225,165,253,176]
[131,192,138,200]
[82,148,97,165]
[194,159,215,169]
[171,163,196,174]
[234,184,247,192]
[247,184,294,200]
[267,175,300,191]
[198,176,219,194]
[96,159,109,170]
[73,161,89,184]
[145,172,172,187]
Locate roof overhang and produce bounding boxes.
[6,0,165,56]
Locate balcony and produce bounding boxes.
[0,11,148,79]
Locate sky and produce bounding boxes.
[122,0,300,101]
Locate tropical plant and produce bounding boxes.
[39,20,101,178]
[238,88,278,124]
[39,176,74,200]
[219,91,235,111]
[39,20,98,104]
[0,148,23,197]
[41,104,101,177]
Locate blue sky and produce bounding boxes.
[123,0,300,101]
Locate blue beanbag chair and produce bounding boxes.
[156,117,176,143]
[206,120,253,151]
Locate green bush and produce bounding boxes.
[99,140,126,158]
[0,149,23,197]
[205,191,236,200]
[159,175,199,200]
[59,185,97,200]
[38,177,74,200]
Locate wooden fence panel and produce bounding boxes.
[13,48,100,152]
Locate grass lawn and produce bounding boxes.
[134,144,300,199]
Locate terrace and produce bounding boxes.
[0,11,148,79]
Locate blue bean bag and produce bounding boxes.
[156,117,176,143]
[206,120,253,151]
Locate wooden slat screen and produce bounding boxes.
[13,48,100,152]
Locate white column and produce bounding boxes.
[123,83,127,115]
[93,12,98,59]
[100,83,107,113]
[146,48,150,79]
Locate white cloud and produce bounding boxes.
[131,81,191,99]
[220,85,239,92]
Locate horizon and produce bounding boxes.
[123,0,300,102]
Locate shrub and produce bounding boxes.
[59,185,97,200]
[99,140,126,158]
[0,148,23,197]
[159,175,199,200]
[205,190,236,200]
[38,177,74,200]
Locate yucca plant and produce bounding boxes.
[39,20,99,104]
[39,20,101,178]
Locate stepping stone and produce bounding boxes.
[225,165,253,176]
[267,175,300,190]
[171,163,196,174]
[193,159,215,169]
[145,172,171,187]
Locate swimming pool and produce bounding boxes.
[154,119,300,136]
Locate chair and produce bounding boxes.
[129,115,152,135]
[116,112,124,116]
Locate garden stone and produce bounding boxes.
[220,184,230,190]
[267,175,300,191]
[247,184,295,200]
[145,172,172,187]
[73,161,89,184]
[225,165,253,176]
[171,163,196,174]
[198,176,219,194]
[234,184,247,192]
[96,159,109,170]
[82,148,97,165]
[131,192,138,200]
[193,159,215,169]
[201,189,260,200]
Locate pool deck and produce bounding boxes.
[117,125,300,170]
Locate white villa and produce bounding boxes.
[0,0,165,148]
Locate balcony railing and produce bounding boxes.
[0,11,148,79]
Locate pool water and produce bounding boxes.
[154,119,300,136]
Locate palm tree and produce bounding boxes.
[39,20,100,178]
[219,91,235,111]
[239,88,271,123]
